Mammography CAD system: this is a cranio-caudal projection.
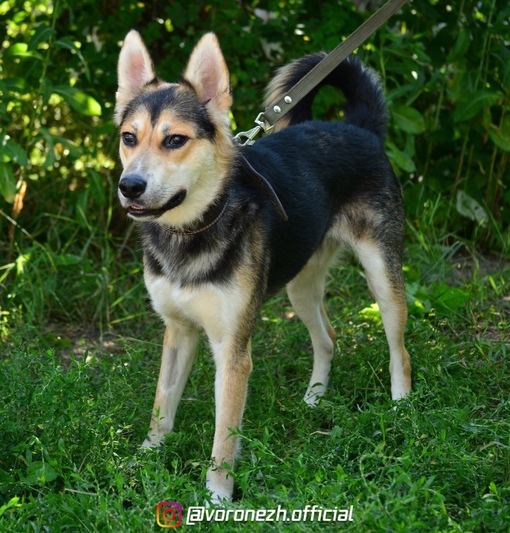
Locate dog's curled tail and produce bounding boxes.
[264,53,387,142]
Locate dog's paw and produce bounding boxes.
[391,385,411,401]
[303,383,327,406]
[140,433,165,449]
[205,492,231,509]
[206,469,233,506]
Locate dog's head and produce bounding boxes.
[115,31,234,227]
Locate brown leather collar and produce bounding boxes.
[167,197,229,236]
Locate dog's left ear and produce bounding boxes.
[183,33,232,114]
[115,30,156,125]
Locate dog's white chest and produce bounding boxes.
[145,273,245,343]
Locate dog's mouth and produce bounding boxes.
[127,204,152,218]
[126,190,187,219]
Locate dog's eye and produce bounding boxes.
[163,135,188,150]
[122,132,137,147]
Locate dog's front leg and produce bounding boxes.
[206,337,253,504]
[142,320,200,448]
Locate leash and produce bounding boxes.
[235,0,409,146]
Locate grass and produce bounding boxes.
[1,236,509,531]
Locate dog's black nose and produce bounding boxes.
[119,175,147,199]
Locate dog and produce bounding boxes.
[114,30,411,503]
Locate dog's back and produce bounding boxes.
[241,55,403,296]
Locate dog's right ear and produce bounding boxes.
[115,30,156,125]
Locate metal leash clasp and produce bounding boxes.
[234,112,272,146]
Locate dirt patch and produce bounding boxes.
[42,324,124,368]
[451,254,510,282]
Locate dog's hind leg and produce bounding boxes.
[142,321,200,448]
[353,239,411,400]
[286,243,339,406]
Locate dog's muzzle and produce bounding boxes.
[118,173,187,219]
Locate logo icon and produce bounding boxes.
[156,502,182,528]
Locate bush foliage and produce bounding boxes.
[0,0,509,324]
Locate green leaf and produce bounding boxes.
[488,117,510,152]
[3,77,28,93]
[53,254,82,266]
[42,78,53,107]
[386,140,416,173]
[12,10,28,24]
[447,30,470,63]
[28,24,55,50]
[392,104,426,134]
[359,302,382,323]
[453,90,500,122]
[53,86,102,116]
[1,135,29,166]
[434,285,471,313]
[53,37,85,56]
[22,461,58,485]
[4,42,44,60]
[0,163,17,203]
[406,282,432,315]
[0,496,21,517]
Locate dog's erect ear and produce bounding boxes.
[115,30,156,125]
[183,33,232,113]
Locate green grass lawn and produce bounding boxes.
[1,243,509,532]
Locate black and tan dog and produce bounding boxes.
[114,30,411,503]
